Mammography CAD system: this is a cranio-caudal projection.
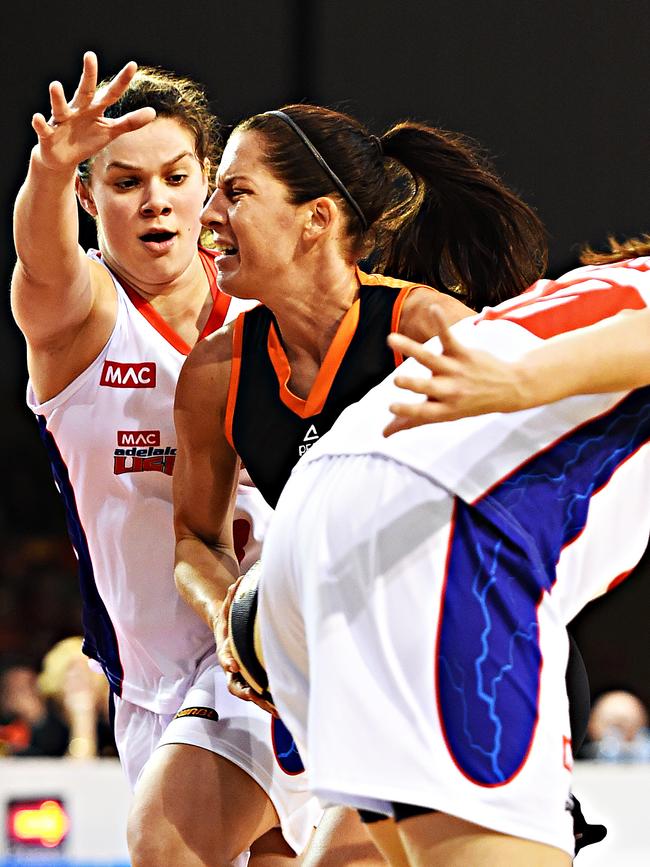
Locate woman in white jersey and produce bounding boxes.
[10,52,324,866]
[238,247,650,865]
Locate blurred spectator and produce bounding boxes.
[579,689,650,762]
[38,636,116,759]
[0,655,68,756]
[0,638,116,758]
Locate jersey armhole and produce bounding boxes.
[224,313,245,450]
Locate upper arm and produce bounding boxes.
[11,257,117,402]
[10,153,117,381]
[173,328,240,556]
[397,286,475,342]
[10,247,94,343]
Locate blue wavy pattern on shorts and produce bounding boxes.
[438,386,650,785]
[272,716,305,774]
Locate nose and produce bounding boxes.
[139,179,173,217]
[200,188,227,228]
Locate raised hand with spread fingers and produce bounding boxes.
[31,51,155,171]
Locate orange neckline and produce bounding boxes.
[265,267,423,418]
[267,298,361,419]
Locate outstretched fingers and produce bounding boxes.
[109,106,157,135]
[95,59,139,110]
[69,51,99,109]
[30,54,156,167]
[388,305,469,369]
[31,112,54,138]
[48,80,72,125]
[383,306,472,437]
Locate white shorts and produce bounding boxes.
[114,653,322,854]
[258,448,650,856]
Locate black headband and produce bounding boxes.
[262,110,368,231]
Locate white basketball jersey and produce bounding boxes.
[27,249,265,714]
[302,257,650,502]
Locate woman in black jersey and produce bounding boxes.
[171,102,547,863]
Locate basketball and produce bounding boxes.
[228,561,273,703]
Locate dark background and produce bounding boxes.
[1,1,648,706]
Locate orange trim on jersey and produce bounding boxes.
[356,267,422,291]
[198,247,232,338]
[479,279,646,339]
[225,313,245,449]
[267,299,361,419]
[390,284,416,365]
[358,267,430,364]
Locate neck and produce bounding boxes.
[268,254,359,363]
[103,250,212,346]
[104,251,209,312]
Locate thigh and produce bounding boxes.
[302,806,388,866]
[398,812,572,867]
[130,741,278,862]
[152,658,322,856]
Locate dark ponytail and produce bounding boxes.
[376,123,547,309]
[238,105,546,310]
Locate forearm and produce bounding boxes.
[516,310,650,407]
[13,149,83,285]
[174,536,240,633]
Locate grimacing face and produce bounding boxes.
[200,129,308,300]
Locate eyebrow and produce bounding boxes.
[218,173,255,186]
[105,151,195,172]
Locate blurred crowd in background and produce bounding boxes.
[1,634,117,759]
[0,420,118,758]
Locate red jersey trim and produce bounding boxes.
[225,313,245,449]
[116,247,231,356]
[478,278,646,339]
[607,568,634,593]
[198,247,232,339]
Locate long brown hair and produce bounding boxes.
[237,105,547,310]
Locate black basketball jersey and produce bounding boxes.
[225,271,422,507]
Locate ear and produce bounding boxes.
[303,196,338,240]
[76,176,98,218]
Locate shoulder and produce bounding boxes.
[175,324,237,447]
[183,319,237,382]
[399,285,474,341]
